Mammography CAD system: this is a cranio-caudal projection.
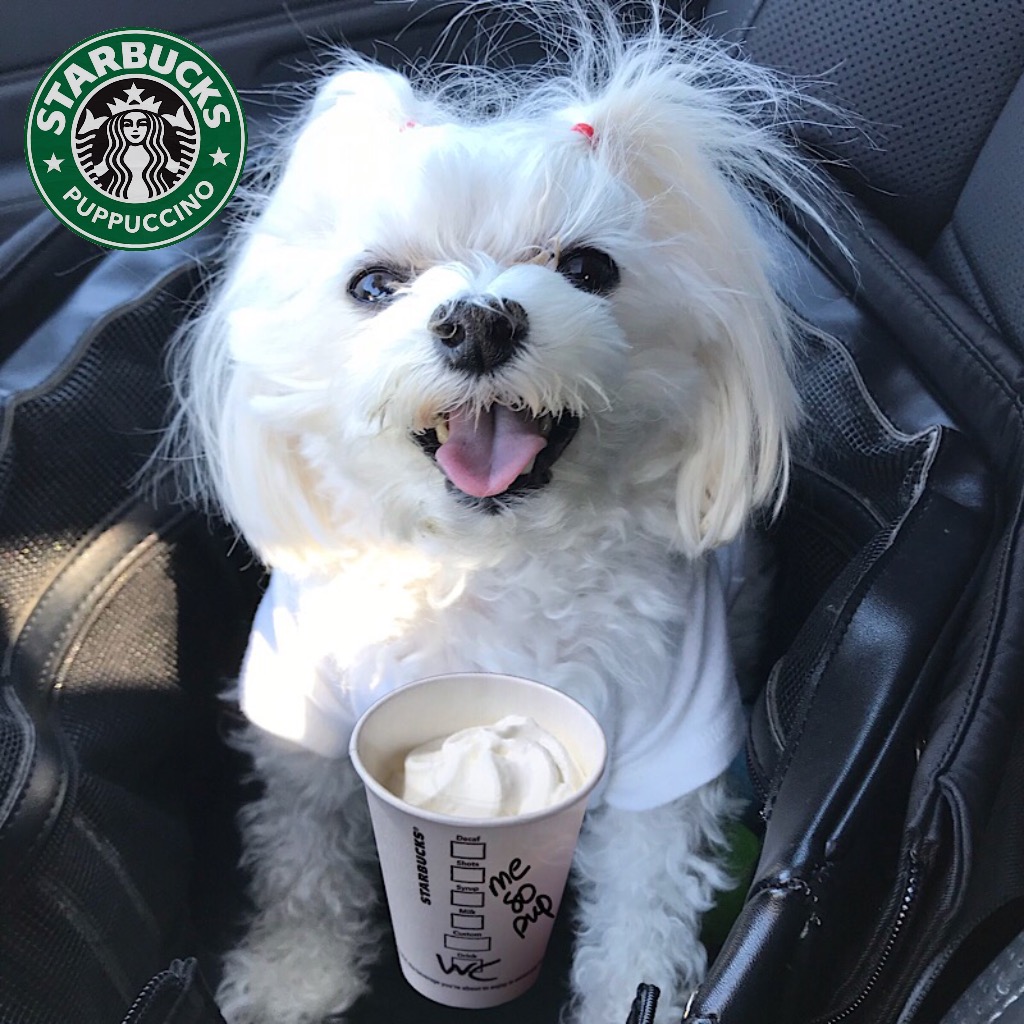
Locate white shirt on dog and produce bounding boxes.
[239,547,746,811]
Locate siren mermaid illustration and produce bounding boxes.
[74,82,197,202]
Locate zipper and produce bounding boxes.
[626,983,661,1024]
[119,960,192,1024]
[119,970,167,1024]
[746,738,772,819]
[822,853,922,1024]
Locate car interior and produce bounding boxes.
[1,2,1023,1023]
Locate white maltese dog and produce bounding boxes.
[166,3,830,1022]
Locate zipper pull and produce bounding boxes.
[626,983,661,1024]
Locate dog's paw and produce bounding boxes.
[216,927,371,1024]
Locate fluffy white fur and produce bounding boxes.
[164,3,830,1021]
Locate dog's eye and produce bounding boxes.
[347,266,407,305]
[556,247,620,295]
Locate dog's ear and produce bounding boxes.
[572,76,802,557]
[164,279,338,568]
[672,286,797,557]
[165,61,431,567]
[667,176,799,557]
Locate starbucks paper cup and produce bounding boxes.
[349,673,606,1009]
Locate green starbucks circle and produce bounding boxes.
[26,28,246,249]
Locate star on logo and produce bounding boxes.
[210,148,229,166]
[107,83,162,116]
[43,153,63,173]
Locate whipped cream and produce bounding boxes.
[396,715,583,818]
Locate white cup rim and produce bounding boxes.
[349,672,607,828]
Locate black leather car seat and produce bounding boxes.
[682,2,1024,1021]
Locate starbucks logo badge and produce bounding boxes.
[26,29,246,249]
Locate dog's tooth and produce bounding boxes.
[538,414,553,437]
[523,456,537,475]
[435,419,450,443]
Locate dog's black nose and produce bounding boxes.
[428,298,528,375]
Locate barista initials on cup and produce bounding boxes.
[25,29,246,249]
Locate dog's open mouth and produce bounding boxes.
[413,404,580,507]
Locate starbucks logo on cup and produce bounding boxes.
[26,29,246,249]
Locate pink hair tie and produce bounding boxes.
[571,122,596,143]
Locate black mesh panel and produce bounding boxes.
[0,255,258,1024]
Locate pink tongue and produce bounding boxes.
[436,406,548,498]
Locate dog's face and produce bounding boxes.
[191,62,800,569]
